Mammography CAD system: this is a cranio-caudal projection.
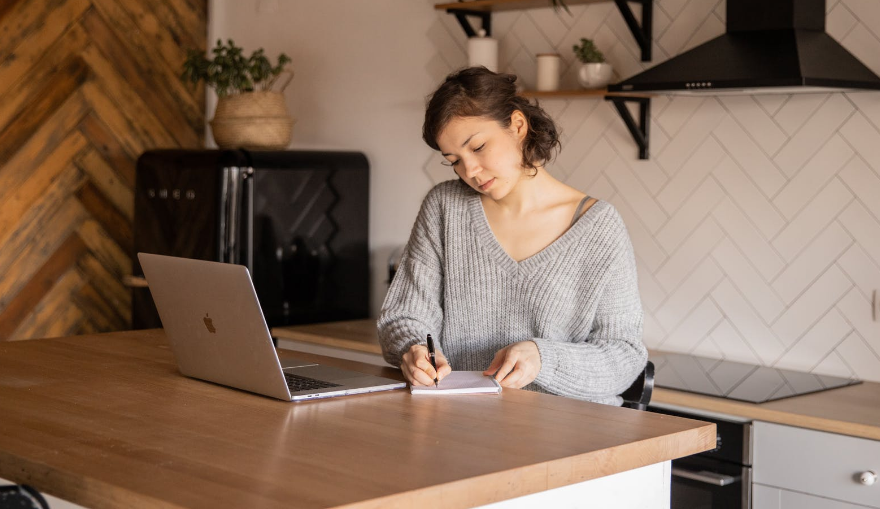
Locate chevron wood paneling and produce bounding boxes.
[0,0,206,340]
[423,0,880,382]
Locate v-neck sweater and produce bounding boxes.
[377,180,647,406]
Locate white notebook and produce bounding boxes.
[410,371,502,395]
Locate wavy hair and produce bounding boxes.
[422,67,561,175]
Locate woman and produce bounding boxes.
[378,67,646,406]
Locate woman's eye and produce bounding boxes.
[474,143,485,152]
[442,159,460,167]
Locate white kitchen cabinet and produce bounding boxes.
[753,421,880,509]
[754,484,874,509]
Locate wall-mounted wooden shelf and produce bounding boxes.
[435,0,652,61]
[434,0,611,13]
[519,89,653,99]
[433,0,654,159]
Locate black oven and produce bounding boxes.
[649,405,752,509]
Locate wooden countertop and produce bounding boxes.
[274,320,880,441]
[0,330,714,509]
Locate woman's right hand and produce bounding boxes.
[401,343,452,386]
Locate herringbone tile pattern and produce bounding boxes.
[0,0,206,340]
[423,0,880,382]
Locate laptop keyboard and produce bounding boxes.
[284,372,342,392]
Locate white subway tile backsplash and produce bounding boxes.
[712,116,786,197]
[718,95,788,155]
[712,197,785,280]
[773,94,826,138]
[839,112,880,174]
[709,320,761,365]
[827,1,859,40]
[753,94,789,118]
[656,218,725,292]
[772,136,853,221]
[656,96,703,138]
[657,177,725,253]
[837,288,880,356]
[712,157,785,239]
[771,265,852,346]
[512,13,556,57]
[839,200,880,266]
[771,219,851,306]
[425,0,880,382]
[661,298,723,351]
[771,178,853,263]
[657,98,726,174]
[656,137,725,214]
[835,331,880,381]
[711,280,785,364]
[774,309,851,371]
[812,351,855,378]
[773,95,855,177]
[610,194,668,274]
[839,155,880,223]
[712,238,784,323]
[657,0,718,56]
[605,157,668,233]
[655,258,724,331]
[837,244,880,301]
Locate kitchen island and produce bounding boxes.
[0,329,714,509]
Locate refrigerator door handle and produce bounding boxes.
[221,166,243,264]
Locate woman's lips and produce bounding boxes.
[479,178,495,191]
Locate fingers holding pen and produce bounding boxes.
[401,343,450,386]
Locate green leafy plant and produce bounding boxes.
[181,39,292,97]
[573,38,606,64]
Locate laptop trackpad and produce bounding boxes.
[283,365,368,382]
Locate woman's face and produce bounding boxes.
[436,112,529,200]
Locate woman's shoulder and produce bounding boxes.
[422,179,473,210]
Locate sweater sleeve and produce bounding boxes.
[377,188,446,366]
[530,229,647,405]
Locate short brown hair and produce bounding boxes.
[422,67,561,174]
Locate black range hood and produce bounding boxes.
[608,0,880,94]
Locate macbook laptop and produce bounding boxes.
[138,253,406,401]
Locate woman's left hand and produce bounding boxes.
[483,341,541,389]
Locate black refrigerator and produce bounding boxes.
[131,149,370,330]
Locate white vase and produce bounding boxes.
[578,63,613,89]
[536,53,561,91]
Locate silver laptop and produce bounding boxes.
[138,253,406,401]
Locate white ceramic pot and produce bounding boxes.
[578,62,613,89]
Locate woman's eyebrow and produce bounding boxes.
[441,132,481,157]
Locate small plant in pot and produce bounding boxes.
[181,39,294,149]
[573,38,613,90]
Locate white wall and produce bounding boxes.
[209,0,440,315]
[210,0,880,383]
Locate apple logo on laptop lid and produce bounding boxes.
[203,313,216,334]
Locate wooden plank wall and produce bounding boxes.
[0,0,207,340]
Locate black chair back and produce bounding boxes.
[621,360,655,411]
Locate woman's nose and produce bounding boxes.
[462,157,481,178]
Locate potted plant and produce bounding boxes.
[182,39,294,149]
[573,38,613,89]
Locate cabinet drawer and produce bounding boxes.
[753,421,880,508]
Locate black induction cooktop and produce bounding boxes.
[651,352,862,403]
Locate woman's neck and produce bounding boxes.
[484,167,564,216]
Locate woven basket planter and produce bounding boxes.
[210,91,293,150]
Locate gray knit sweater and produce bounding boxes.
[378,180,647,406]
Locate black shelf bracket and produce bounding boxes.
[605,96,650,160]
[613,0,652,61]
[445,8,492,38]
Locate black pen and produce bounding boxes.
[426,334,438,387]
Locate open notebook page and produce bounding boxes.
[410,371,502,395]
